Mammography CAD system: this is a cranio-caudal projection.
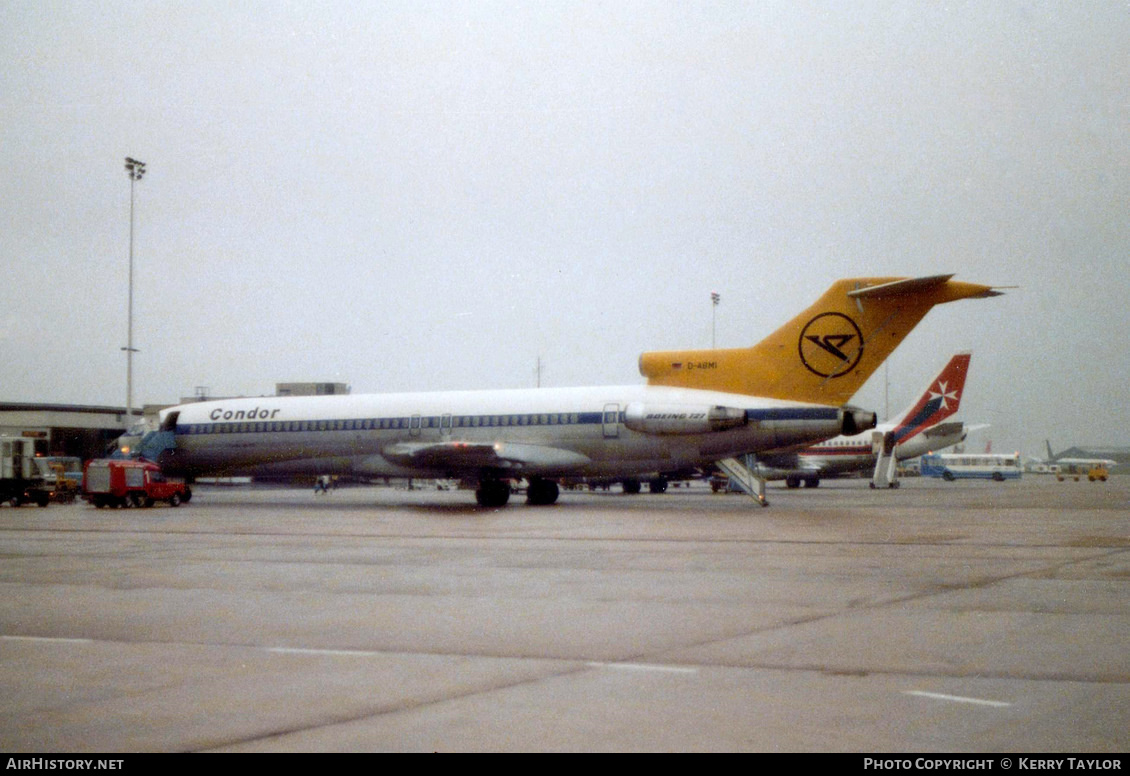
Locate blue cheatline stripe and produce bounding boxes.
[745,407,839,422]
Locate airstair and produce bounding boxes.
[715,454,769,506]
[870,431,900,489]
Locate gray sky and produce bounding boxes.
[2,1,1128,458]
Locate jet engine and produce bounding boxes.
[841,407,878,436]
[623,403,747,435]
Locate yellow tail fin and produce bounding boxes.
[639,274,1001,406]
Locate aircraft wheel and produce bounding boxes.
[621,478,641,495]
[785,477,800,489]
[648,476,668,494]
[476,480,510,508]
[804,478,820,488]
[526,478,559,506]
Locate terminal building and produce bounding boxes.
[0,403,130,461]
[1,383,351,463]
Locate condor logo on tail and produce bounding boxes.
[798,313,864,378]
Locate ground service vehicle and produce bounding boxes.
[920,453,1023,482]
[1057,462,1109,482]
[32,456,84,503]
[83,459,191,508]
[0,436,51,507]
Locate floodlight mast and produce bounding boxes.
[123,157,145,428]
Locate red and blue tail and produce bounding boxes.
[888,353,972,445]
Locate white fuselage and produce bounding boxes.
[158,384,853,481]
[797,423,967,476]
[755,422,968,482]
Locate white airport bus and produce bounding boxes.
[919,453,1023,482]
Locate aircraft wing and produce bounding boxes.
[382,440,591,473]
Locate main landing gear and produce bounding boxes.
[474,477,560,508]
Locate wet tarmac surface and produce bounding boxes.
[1,476,1127,751]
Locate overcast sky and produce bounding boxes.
[2,1,1128,458]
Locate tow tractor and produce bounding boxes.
[32,457,84,503]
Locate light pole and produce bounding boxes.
[711,292,720,348]
[123,157,145,427]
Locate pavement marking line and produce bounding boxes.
[1,635,94,645]
[903,690,1011,708]
[586,662,699,674]
[267,647,389,657]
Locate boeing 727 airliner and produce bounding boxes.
[142,275,1001,506]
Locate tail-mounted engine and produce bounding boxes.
[841,407,878,436]
[623,403,747,436]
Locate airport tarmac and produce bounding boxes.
[0,476,1127,752]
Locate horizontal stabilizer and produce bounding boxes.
[922,421,967,440]
[847,275,1006,300]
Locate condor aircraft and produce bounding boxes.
[750,352,975,489]
[144,275,1001,506]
